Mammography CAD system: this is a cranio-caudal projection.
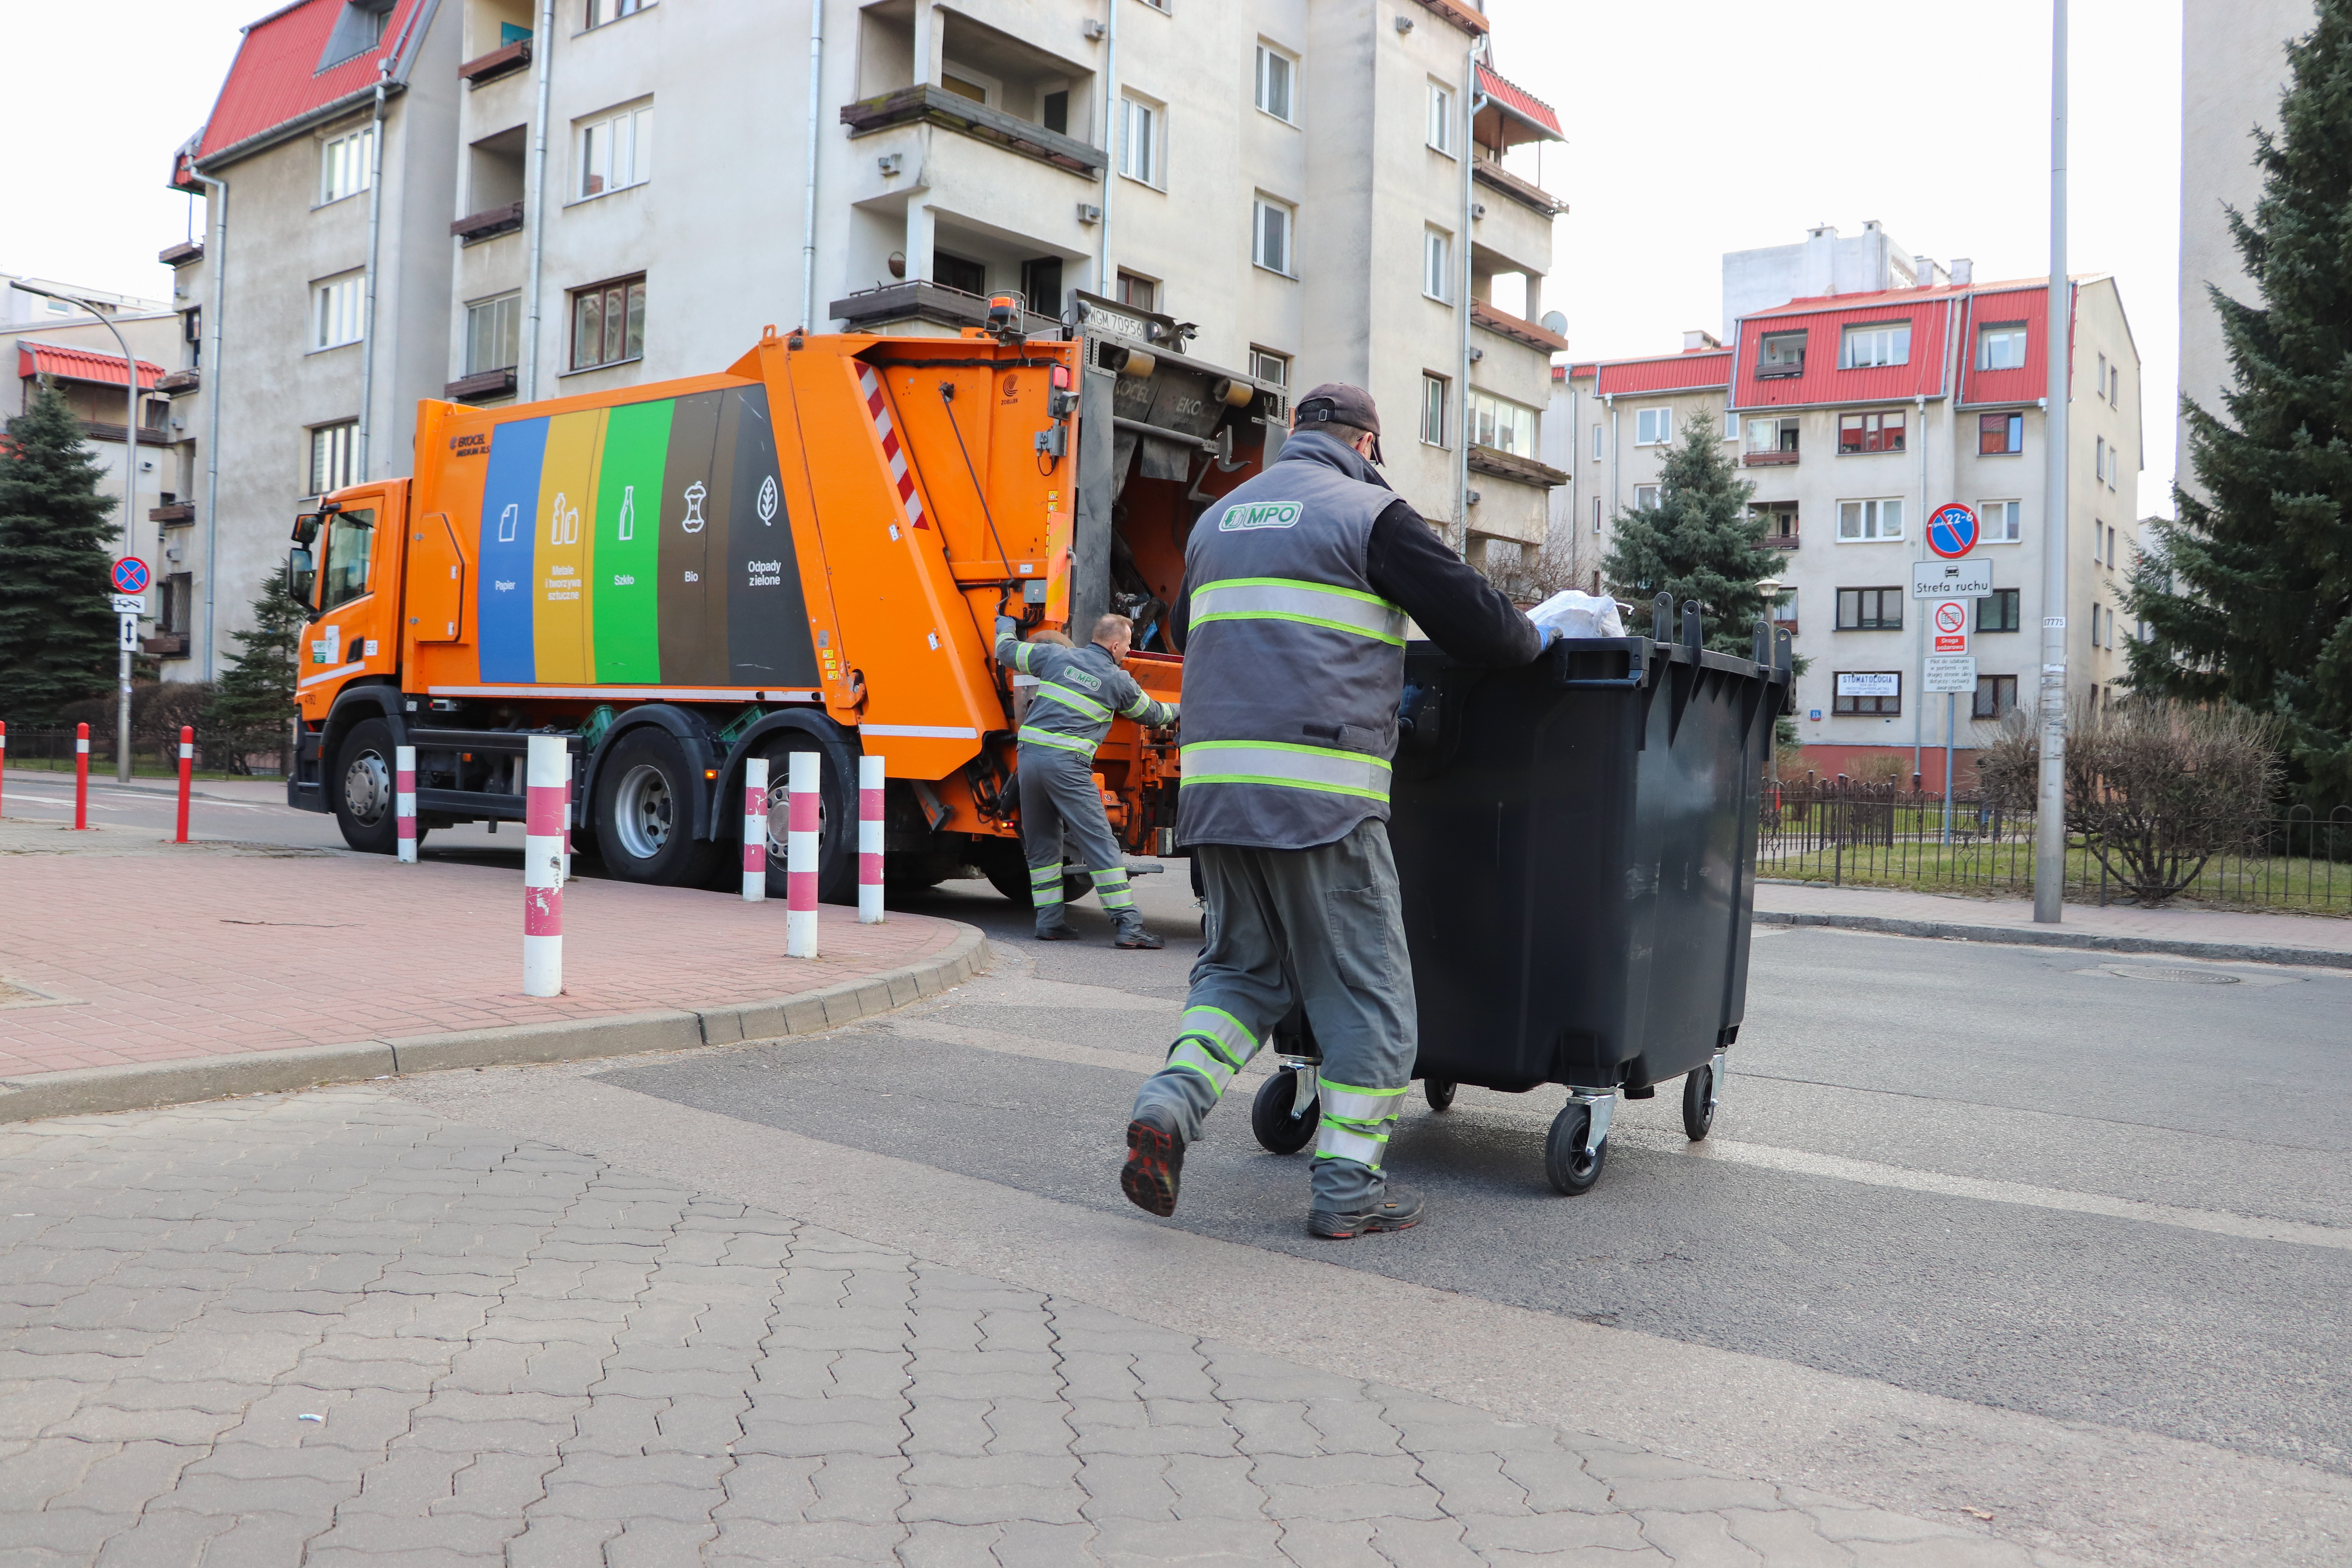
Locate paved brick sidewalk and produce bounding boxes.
[0,820,967,1079]
[0,1089,2065,1567]
[1754,879,2351,958]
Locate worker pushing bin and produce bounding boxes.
[1249,594,1793,1194]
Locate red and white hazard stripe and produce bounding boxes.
[858,755,885,924]
[787,751,820,958]
[855,365,929,530]
[394,744,417,863]
[742,755,768,902]
[523,735,566,996]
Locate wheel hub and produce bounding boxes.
[342,751,390,826]
[613,764,675,860]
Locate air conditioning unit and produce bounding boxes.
[1076,203,1103,225]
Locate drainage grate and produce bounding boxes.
[2104,965,2241,985]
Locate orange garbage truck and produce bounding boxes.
[285,295,1287,900]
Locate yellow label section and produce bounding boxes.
[533,409,605,682]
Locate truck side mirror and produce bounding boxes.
[288,546,316,606]
[291,511,323,547]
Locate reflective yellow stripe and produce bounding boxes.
[1191,577,1408,645]
[1019,726,1099,756]
[1010,642,1036,673]
[1037,682,1113,722]
[1181,1006,1258,1070]
[1178,741,1390,802]
[1167,1038,1237,1095]
[1092,868,1135,910]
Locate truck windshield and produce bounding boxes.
[321,508,376,612]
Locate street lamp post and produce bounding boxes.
[10,283,143,785]
[2034,0,2071,922]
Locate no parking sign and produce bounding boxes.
[1927,504,1979,559]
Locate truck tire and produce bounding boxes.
[595,727,720,886]
[332,718,400,855]
[746,731,858,904]
[975,837,1034,905]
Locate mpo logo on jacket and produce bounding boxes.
[1218,500,1302,532]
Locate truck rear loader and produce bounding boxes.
[284,296,1288,900]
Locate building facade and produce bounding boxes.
[161,0,1567,682]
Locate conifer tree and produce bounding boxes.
[2129,0,2352,804]
[1601,411,1783,654]
[202,572,307,771]
[0,383,121,723]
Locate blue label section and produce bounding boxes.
[477,417,547,683]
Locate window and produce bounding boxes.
[465,292,521,377]
[940,73,989,104]
[569,274,645,370]
[1978,588,2022,632]
[1771,590,1799,628]
[161,572,192,638]
[579,103,652,198]
[1978,323,2028,370]
[1250,347,1289,387]
[320,506,376,612]
[1833,671,1902,716]
[2091,518,2105,565]
[1256,44,1296,123]
[2110,364,2121,405]
[1117,94,1162,186]
[312,272,365,350]
[1041,91,1069,134]
[932,251,986,295]
[1837,410,1905,454]
[1835,588,1904,631]
[1980,412,2024,454]
[1633,485,1661,511]
[1427,81,1454,154]
[1591,496,1603,534]
[1746,416,1799,457]
[1759,330,1807,373]
[1592,424,1603,461]
[2107,525,2118,566]
[585,0,649,24]
[1980,499,2021,542]
[1423,228,1452,302]
[308,422,356,495]
[2094,436,2105,483]
[1724,410,1740,441]
[1470,390,1537,457]
[319,124,374,205]
[1635,407,1671,446]
[1252,195,1295,276]
[2096,352,2107,394]
[1973,675,2018,719]
[1420,374,1448,447]
[1840,321,1911,368]
[1837,498,1904,541]
[1117,271,1157,312]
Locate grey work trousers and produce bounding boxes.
[1017,745,1135,915]
[1131,818,1416,1211]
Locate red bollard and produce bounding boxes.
[74,722,89,830]
[175,726,193,843]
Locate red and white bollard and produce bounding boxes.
[786,751,820,958]
[394,744,417,863]
[175,726,194,844]
[741,756,768,901]
[858,755,885,924]
[73,723,90,830]
[523,735,566,996]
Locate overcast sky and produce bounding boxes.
[5,0,2188,513]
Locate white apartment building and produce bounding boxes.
[1560,236,2143,788]
[160,0,1567,681]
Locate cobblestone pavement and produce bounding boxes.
[0,1089,2065,1568]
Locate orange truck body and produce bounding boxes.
[286,312,1286,899]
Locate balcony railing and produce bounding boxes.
[1742,448,1798,466]
[141,633,190,659]
[157,240,203,268]
[828,281,1060,337]
[1471,158,1566,218]
[150,501,196,526]
[839,85,1106,178]
[155,368,200,396]
[1467,444,1569,488]
[459,38,531,87]
[1470,299,1569,353]
[445,368,517,403]
[1755,360,1804,380]
[451,202,524,243]
[1765,533,1800,551]
[12,416,174,447]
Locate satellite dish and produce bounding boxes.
[1540,310,1568,338]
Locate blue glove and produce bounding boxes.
[1542,626,1568,649]
[995,615,1019,640]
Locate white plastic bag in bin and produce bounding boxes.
[1527,590,1627,640]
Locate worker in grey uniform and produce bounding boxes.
[1119,383,1550,1239]
[995,612,1179,949]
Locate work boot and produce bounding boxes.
[1308,1186,1426,1240]
[1112,913,1163,949]
[1120,1108,1185,1217]
[1035,909,1078,942]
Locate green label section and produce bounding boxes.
[593,399,671,682]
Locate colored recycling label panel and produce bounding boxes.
[473,387,817,688]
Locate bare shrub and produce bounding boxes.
[1974,705,2040,810]
[1853,753,1906,786]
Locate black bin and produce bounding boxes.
[1385,597,1792,1194]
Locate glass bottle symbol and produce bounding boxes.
[682,480,708,534]
[617,485,637,541]
[550,492,579,546]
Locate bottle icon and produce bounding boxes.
[550,492,579,546]
[617,484,637,541]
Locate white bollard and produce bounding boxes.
[395,744,417,864]
[742,755,769,902]
[858,755,886,924]
[786,751,820,958]
[523,735,566,996]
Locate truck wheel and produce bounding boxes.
[595,728,719,886]
[748,732,858,904]
[976,838,1034,905]
[332,718,400,855]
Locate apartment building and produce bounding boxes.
[160,0,1567,681]
[1559,245,2143,787]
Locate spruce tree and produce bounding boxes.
[0,382,122,723]
[2129,0,2352,805]
[1601,411,1783,654]
[203,572,307,771]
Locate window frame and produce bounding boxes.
[1249,347,1290,388]
[1633,484,1661,512]
[319,505,377,613]
[1468,388,1538,457]
[1745,416,1800,456]
[584,0,651,25]
[1419,372,1448,449]
[1836,497,1905,542]
[1251,193,1296,277]
[1426,80,1455,156]
[318,123,375,207]
[1592,424,1604,461]
[1836,409,1906,455]
[1116,271,1158,313]
[1838,319,1912,369]
[1977,588,2022,633]
[1591,495,1602,534]
[1117,93,1165,188]
[307,421,357,499]
[575,102,653,201]
[464,291,522,377]
[1978,499,2022,543]
[1422,227,1452,303]
[1254,42,1298,125]
[1979,411,2024,455]
[1972,674,2019,720]
[567,273,646,373]
[1977,322,2029,370]
[1759,330,1808,370]
[1833,671,1903,717]
[1834,587,1905,632]
[1634,407,1672,447]
[310,271,365,352]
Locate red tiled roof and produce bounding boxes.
[1477,65,1562,140]
[187,0,431,168]
[1741,275,2102,319]
[1564,351,1733,396]
[17,344,165,390]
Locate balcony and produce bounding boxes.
[451,202,524,244]
[459,38,532,87]
[1755,360,1804,380]
[1471,299,1569,354]
[1467,444,1569,488]
[157,240,203,268]
[1765,532,1800,550]
[1472,158,1565,218]
[151,501,196,526]
[1742,448,1798,467]
[840,85,1105,178]
[13,416,173,447]
[155,368,200,396]
[445,368,517,403]
[828,281,1058,337]
[141,633,190,659]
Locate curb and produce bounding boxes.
[0,924,991,1125]
[1755,909,2351,969]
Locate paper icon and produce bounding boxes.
[497,502,519,543]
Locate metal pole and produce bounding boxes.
[1942,691,1955,846]
[1457,48,1486,559]
[190,167,227,681]
[2034,0,2071,923]
[354,67,389,479]
[521,0,557,400]
[799,0,826,330]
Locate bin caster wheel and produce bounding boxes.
[1682,1065,1718,1141]
[1250,1067,1319,1156]
[1545,1103,1606,1195]
[1424,1079,1457,1112]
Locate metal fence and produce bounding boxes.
[1758,778,2352,913]
[2,727,284,779]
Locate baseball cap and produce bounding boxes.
[1293,383,1385,465]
